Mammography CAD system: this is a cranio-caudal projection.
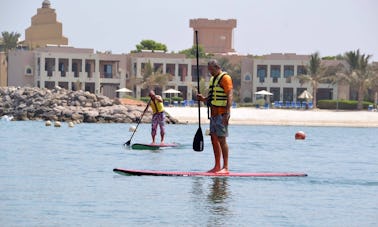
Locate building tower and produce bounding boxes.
[189,18,237,54]
[24,0,68,49]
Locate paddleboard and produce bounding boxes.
[131,143,178,150]
[113,168,308,177]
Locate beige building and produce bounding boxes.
[126,51,208,101]
[240,53,339,105]
[190,18,237,54]
[24,0,68,49]
[7,47,210,101]
[0,52,7,86]
[6,1,349,104]
[8,46,127,98]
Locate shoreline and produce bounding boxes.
[164,107,378,127]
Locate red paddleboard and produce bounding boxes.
[131,143,178,150]
[113,168,307,177]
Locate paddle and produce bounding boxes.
[124,99,151,146]
[193,30,204,152]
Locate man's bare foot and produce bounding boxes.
[207,167,221,173]
[216,168,229,174]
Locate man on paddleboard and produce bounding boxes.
[149,90,166,144]
[197,60,233,174]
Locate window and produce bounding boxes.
[297,65,307,75]
[284,65,294,77]
[72,63,79,77]
[244,74,251,81]
[166,64,175,76]
[257,65,267,83]
[284,65,294,83]
[178,64,187,82]
[25,67,32,76]
[85,63,92,78]
[59,63,66,77]
[270,65,280,83]
[104,64,112,78]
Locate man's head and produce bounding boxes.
[208,59,221,76]
[149,90,156,98]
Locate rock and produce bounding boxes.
[0,86,179,124]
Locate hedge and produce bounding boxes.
[317,100,373,110]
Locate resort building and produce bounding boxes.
[126,51,208,101]
[240,53,338,104]
[4,1,350,105]
[8,46,127,98]
[0,52,7,87]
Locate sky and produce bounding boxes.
[1,0,377,61]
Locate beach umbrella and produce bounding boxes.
[163,88,181,94]
[298,90,313,99]
[255,90,273,105]
[163,88,181,104]
[254,90,273,95]
[116,88,133,93]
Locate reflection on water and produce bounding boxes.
[208,177,229,205]
[207,177,232,226]
[191,177,232,226]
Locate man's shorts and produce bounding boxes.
[151,112,165,135]
[210,114,228,137]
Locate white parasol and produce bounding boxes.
[163,88,181,104]
[254,90,273,95]
[298,90,313,99]
[163,88,181,94]
[116,88,133,93]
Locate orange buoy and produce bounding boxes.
[295,131,306,140]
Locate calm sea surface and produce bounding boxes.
[0,120,377,226]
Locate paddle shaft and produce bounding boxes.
[125,99,151,146]
[192,30,204,152]
[195,30,201,128]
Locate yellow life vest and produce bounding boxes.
[208,72,228,107]
[150,99,164,113]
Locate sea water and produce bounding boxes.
[0,120,377,226]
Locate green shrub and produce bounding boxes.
[317,100,373,110]
[140,96,150,102]
[238,102,254,107]
[171,96,183,102]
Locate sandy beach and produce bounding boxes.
[164,106,378,127]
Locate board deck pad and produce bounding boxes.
[131,143,178,150]
[113,168,308,177]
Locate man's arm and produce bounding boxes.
[155,95,163,102]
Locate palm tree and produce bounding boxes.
[296,52,328,107]
[1,31,21,53]
[141,62,172,94]
[370,63,378,106]
[341,49,373,110]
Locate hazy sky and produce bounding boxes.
[1,0,377,60]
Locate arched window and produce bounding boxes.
[244,74,251,81]
[25,66,32,75]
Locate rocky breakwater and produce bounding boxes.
[0,86,179,124]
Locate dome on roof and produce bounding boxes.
[42,0,51,8]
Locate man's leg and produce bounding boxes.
[208,134,222,172]
[151,116,158,144]
[218,137,229,173]
[159,114,165,144]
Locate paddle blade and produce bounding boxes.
[193,127,204,152]
[124,140,131,146]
